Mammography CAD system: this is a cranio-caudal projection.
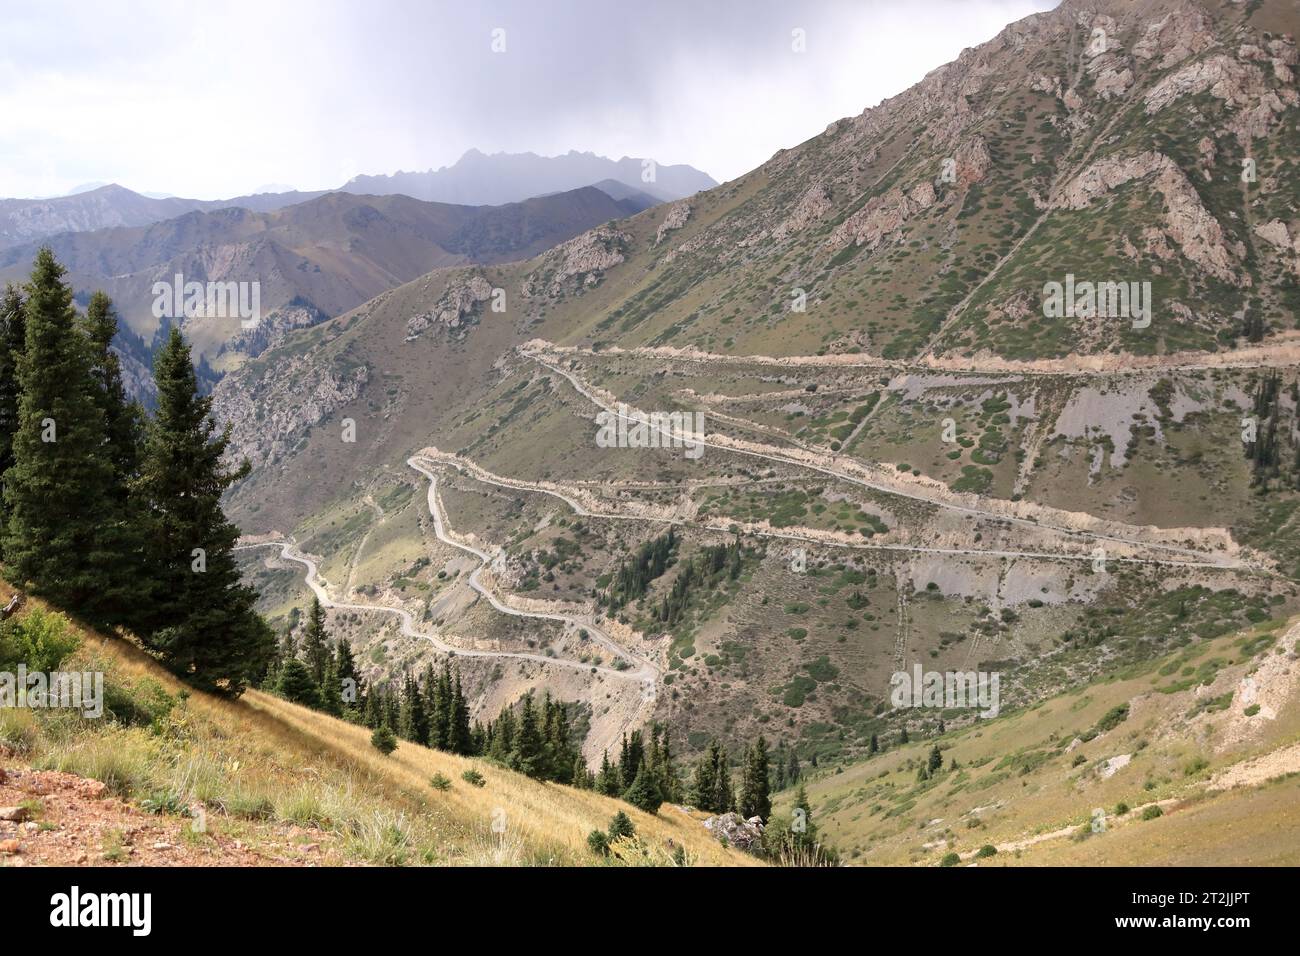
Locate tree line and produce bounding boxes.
[0,249,273,695]
[266,594,828,858]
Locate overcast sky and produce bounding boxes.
[0,0,1058,200]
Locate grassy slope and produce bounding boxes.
[0,579,756,867]
[775,615,1300,865]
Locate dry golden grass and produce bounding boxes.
[776,617,1300,866]
[0,582,758,867]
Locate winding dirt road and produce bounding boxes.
[527,350,1265,573]
[236,457,660,685]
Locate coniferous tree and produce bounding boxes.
[450,667,472,755]
[597,750,622,796]
[618,730,645,788]
[2,250,116,622]
[691,742,720,811]
[510,693,543,776]
[399,672,429,744]
[276,656,322,708]
[739,736,772,820]
[135,326,273,695]
[300,597,330,687]
[82,292,144,497]
[0,284,26,556]
[334,638,359,714]
[713,745,734,814]
[622,760,664,814]
[654,727,681,803]
[430,662,453,749]
[79,292,147,629]
[571,755,592,789]
[489,705,515,762]
[318,651,342,716]
[927,744,943,775]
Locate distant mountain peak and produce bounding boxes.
[341,149,716,207]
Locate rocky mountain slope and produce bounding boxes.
[213,0,1300,863]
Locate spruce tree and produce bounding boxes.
[691,742,720,811]
[713,744,733,814]
[80,293,147,629]
[430,662,453,749]
[450,666,472,754]
[399,671,428,744]
[739,736,772,820]
[2,250,115,621]
[0,284,25,555]
[318,652,342,716]
[510,693,543,777]
[300,597,330,686]
[334,638,359,713]
[622,760,664,814]
[276,656,322,708]
[927,744,943,775]
[82,292,143,496]
[135,326,273,695]
[597,750,621,796]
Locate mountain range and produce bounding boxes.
[0,150,715,250]
[341,148,718,206]
[208,0,1300,864]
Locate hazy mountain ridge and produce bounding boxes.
[0,183,329,249]
[0,149,709,250]
[342,148,717,205]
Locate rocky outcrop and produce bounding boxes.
[701,812,765,851]
[1056,151,1240,284]
[1131,9,1216,69]
[1145,54,1266,113]
[829,181,937,252]
[951,137,993,187]
[655,201,691,245]
[213,352,369,470]
[1254,219,1300,273]
[406,272,493,339]
[1143,50,1297,144]
[771,183,833,241]
[524,227,629,296]
[224,301,327,358]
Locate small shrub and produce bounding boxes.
[1142,805,1164,821]
[429,773,451,791]
[370,726,397,755]
[587,829,610,856]
[1114,802,1130,816]
[976,844,997,858]
[461,769,486,788]
[0,607,79,672]
[940,852,961,867]
[607,811,635,842]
